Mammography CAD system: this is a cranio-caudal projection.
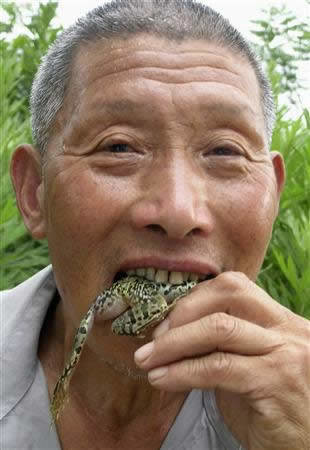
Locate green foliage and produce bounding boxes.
[258,111,310,318]
[252,1,310,318]
[0,1,60,289]
[0,1,309,320]
[251,4,310,104]
[272,112,310,216]
[0,87,49,289]
[0,1,62,118]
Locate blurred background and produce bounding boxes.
[1,1,309,318]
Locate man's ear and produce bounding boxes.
[10,144,47,239]
[270,151,286,198]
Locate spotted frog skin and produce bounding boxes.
[50,275,197,422]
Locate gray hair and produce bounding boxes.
[31,0,275,157]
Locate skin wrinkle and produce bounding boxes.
[63,37,263,145]
[167,82,264,154]
[96,40,243,63]
[62,94,264,156]
[84,43,244,75]
[82,67,243,87]
[60,50,264,154]
[73,78,255,119]
[77,43,243,77]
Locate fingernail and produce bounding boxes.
[152,318,169,338]
[148,366,168,383]
[134,341,154,364]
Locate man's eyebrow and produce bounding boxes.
[197,101,265,146]
[88,98,264,145]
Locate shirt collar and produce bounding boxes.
[1,266,56,420]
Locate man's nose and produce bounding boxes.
[129,158,214,240]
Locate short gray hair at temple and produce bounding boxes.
[30,0,275,157]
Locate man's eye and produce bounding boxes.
[106,143,131,153]
[209,147,240,156]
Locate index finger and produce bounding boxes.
[158,271,289,333]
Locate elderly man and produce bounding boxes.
[2,0,309,449]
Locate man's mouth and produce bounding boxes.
[114,267,216,285]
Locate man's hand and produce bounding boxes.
[134,272,310,450]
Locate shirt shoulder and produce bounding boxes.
[1,266,56,420]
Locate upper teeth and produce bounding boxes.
[125,268,207,285]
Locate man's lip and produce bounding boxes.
[116,257,219,277]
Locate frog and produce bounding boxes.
[50,275,197,422]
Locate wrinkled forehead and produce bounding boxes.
[67,34,261,103]
[54,33,265,150]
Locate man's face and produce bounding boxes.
[37,35,284,353]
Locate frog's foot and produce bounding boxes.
[112,292,174,337]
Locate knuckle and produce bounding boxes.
[212,312,238,342]
[183,353,236,391]
[175,295,194,318]
[285,340,310,369]
[189,357,205,377]
[270,340,310,386]
[210,352,233,381]
[180,357,204,383]
[216,271,248,294]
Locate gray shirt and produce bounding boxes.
[1,266,242,449]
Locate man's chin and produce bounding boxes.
[89,323,153,380]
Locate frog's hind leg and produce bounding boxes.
[50,305,95,422]
[112,293,169,337]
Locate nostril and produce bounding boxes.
[188,228,203,237]
[146,223,202,238]
[146,224,166,235]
